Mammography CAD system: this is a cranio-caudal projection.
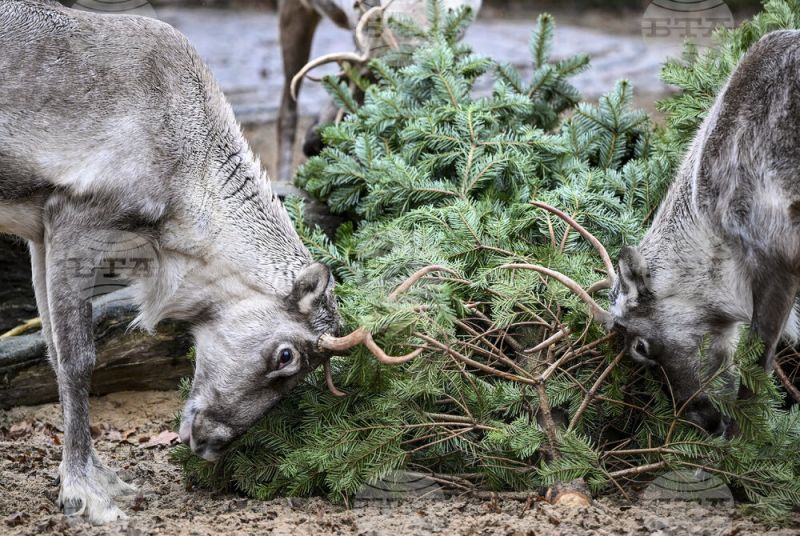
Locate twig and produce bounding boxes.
[774,360,800,402]
[606,461,667,479]
[0,317,42,338]
[602,446,680,458]
[568,351,625,432]
[524,328,569,354]
[468,308,526,353]
[535,382,560,459]
[415,333,539,386]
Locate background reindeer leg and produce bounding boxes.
[277,0,321,183]
[44,196,130,523]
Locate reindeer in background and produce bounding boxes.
[277,0,482,183]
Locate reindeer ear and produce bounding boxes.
[290,263,332,315]
[618,246,651,301]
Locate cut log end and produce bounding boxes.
[546,479,592,508]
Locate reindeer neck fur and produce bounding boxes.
[638,116,753,325]
[132,73,311,330]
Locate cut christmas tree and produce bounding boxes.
[174,0,800,524]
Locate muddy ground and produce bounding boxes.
[0,391,796,536]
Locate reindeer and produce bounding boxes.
[521,31,800,434]
[0,0,419,523]
[277,0,482,182]
[605,30,800,432]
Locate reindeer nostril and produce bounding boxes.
[684,397,727,435]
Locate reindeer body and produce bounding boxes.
[611,30,800,432]
[277,0,482,182]
[1,0,341,523]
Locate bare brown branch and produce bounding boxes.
[568,351,625,431]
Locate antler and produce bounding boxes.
[318,327,424,364]
[498,201,616,329]
[290,4,388,100]
[530,201,616,289]
[318,265,460,396]
[498,264,612,328]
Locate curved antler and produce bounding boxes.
[530,201,616,287]
[290,4,387,101]
[499,264,612,328]
[318,328,424,365]
[290,52,367,101]
[318,265,459,395]
[323,361,347,397]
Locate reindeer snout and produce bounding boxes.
[179,419,192,446]
[183,411,235,462]
[684,396,729,436]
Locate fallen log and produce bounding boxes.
[0,289,192,409]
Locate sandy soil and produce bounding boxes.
[0,391,797,535]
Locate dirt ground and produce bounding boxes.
[0,391,796,536]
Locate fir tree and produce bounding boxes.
[175,1,800,524]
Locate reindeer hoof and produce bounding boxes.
[62,497,84,516]
[58,476,128,524]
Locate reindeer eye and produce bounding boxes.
[278,348,294,368]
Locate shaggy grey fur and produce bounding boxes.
[610,30,800,433]
[0,0,340,523]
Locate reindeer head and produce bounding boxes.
[179,262,431,461]
[178,262,340,460]
[608,245,737,434]
[524,203,733,435]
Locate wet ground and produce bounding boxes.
[2,391,797,535]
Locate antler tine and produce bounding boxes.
[317,328,423,365]
[290,4,387,101]
[530,201,616,283]
[324,360,347,397]
[318,265,461,382]
[354,5,386,53]
[318,327,369,352]
[499,263,613,329]
[290,52,367,101]
[388,265,460,300]
[363,332,424,364]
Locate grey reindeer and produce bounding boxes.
[0,0,410,524]
[549,30,800,434]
